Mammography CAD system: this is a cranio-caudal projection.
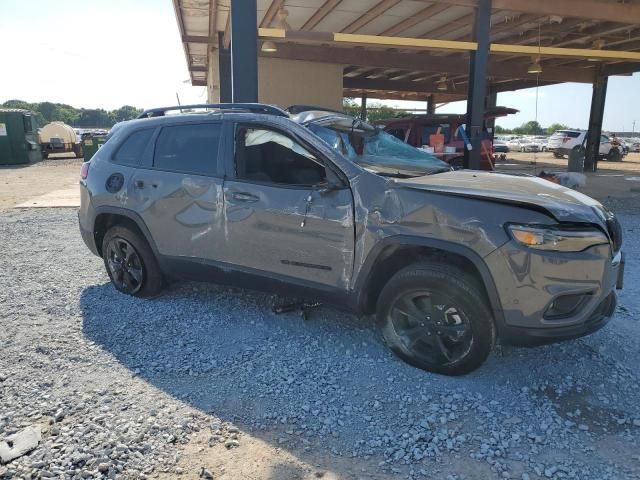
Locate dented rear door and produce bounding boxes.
[131,121,226,259]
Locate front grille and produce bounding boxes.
[606,214,622,253]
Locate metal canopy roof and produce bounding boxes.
[174,0,640,102]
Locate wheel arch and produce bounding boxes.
[354,236,504,324]
[93,207,159,258]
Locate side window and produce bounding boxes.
[601,135,609,143]
[114,129,154,165]
[153,123,221,176]
[235,127,326,186]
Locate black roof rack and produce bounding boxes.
[137,103,289,119]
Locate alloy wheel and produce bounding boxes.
[106,237,144,294]
[388,290,473,366]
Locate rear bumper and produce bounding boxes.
[79,215,100,256]
[499,291,616,347]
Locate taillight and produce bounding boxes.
[80,162,90,180]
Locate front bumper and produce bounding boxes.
[486,242,623,346]
[499,291,616,346]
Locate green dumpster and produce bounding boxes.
[82,135,106,161]
[0,109,42,165]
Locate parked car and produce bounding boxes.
[548,130,622,161]
[630,141,640,153]
[79,103,624,376]
[378,107,518,171]
[506,137,540,153]
[532,136,549,152]
[493,140,509,153]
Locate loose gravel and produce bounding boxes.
[1,208,639,479]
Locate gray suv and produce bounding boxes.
[78,104,624,376]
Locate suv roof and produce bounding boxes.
[137,103,289,119]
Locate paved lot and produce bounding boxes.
[0,155,639,479]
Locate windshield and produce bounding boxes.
[307,122,450,177]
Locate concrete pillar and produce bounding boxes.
[230,0,258,103]
[465,0,492,169]
[585,71,608,172]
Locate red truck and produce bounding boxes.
[378,107,518,171]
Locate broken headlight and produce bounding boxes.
[507,224,609,252]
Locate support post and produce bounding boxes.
[218,32,232,103]
[427,95,435,114]
[485,90,497,138]
[360,93,367,121]
[230,0,258,103]
[465,0,492,169]
[585,70,608,172]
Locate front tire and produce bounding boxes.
[376,263,495,376]
[553,152,564,159]
[102,226,164,297]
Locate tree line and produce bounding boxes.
[1,100,142,128]
[494,121,571,136]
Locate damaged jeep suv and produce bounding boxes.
[78,104,624,375]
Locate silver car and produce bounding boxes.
[78,104,624,376]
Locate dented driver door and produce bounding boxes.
[221,124,355,290]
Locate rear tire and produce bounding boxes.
[376,262,495,376]
[102,226,164,297]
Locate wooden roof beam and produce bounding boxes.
[260,0,285,28]
[379,3,451,37]
[341,0,401,34]
[264,43,596,82]
[423,0,640,25]
[301,0,342,31]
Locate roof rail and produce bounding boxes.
[137,103,289,119]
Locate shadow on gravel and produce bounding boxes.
[79,279,634,476]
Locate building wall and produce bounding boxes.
[257,58,343,110]
[207,51,343,109]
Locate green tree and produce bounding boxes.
[494,125,511,134]
[2,100,144,128]
[546,123,569,134]
[342,98,413,123]
[513,120,544,135]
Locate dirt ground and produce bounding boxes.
[0,154,83,209]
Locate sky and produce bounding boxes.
[1,0,639,133]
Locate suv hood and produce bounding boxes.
[395,171,601,223]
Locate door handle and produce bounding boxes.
[229,191,259,202]
[134,179,145,189]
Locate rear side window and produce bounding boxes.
[153,123,221,176]
[559,131,581,138]
[114,129,154,165]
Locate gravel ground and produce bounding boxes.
[1,208,639,480]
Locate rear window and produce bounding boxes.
[153,123,221,176]
[113,128,154,165]
[556,130,581,138]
